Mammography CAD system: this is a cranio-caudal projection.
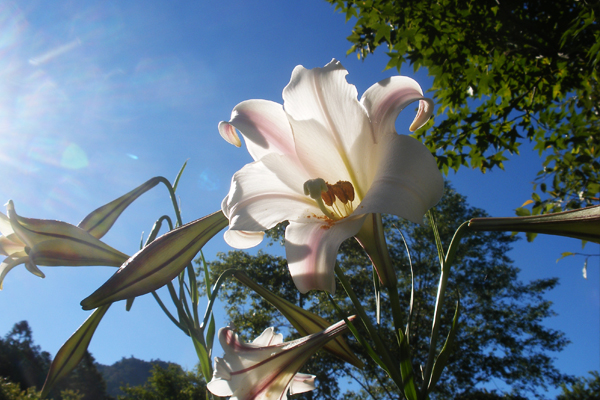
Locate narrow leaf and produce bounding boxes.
[234,270,364,368]
[78,177,162,239]
[397,329,418,400]
[428,298,460,392]
[172,160,188,193]
[41,305,110,398]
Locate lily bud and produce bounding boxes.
[81,211,228,310]
[468,205,600,243]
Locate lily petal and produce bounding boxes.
[358,134,444,224]
[219,121,242,147]
[223,229,266,249]
[361,76,434,137]
[222,99,297,161]
[285,216,366,294]
[0,254,30,290]
[289,373,316,395]
[224,154,314,233]
[0,235,24,257]
[283,60,374,196]
[208,319,350,400]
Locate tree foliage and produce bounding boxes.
[117,365,206,400]
[327,0,600,216]
[204,185,571,398]
[0,321,110,400]
[557,371,600,400]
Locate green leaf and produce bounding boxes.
[41,305,110,398]
[428,298,460,392]
[190,330,212,382]
[172,160,188,193]
[397,328,418,400]
[233,270,364,368]
[78,177,162,239]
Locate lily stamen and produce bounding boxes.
[303,179,356,221]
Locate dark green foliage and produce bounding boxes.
[204,185,571,398]
[0,322,50,393]
[0,321,110,400]
[117,365,206,400]
[96,358,171,398]
[327,0,600,216]
[557,371,600,399]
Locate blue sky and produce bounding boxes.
[0,0,597,396]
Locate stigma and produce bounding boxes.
[303,178,356,220]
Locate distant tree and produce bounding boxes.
[204,185,571,398]
[557,371,600,400]
[0,321,110,400]
[0,377,41,400]
[96,357,171,398]
[56,352,108,400]
[0,322,50,393]
[117,365,206,400]
[327,0,600,216]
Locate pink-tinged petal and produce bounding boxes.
[224,100,297,161]
[252,327,284,346]
[0,236,24,256]
[289,373,316,395]
[361,76,434,138]
[285,216,366,294]
[0,254,31,290]
[208,320,350,400]
[0,212,15,237]
[223,154,315,233]
[358,134,444,224]
[219,121,242,147]
[223,228,265,249]
[283,60,374,198]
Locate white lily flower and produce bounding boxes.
[207,319,350,400]
[0,201,128,290]
[220,59,444,293]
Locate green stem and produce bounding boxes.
[201,269,239,330]
[419,221,469,398]
[334,265,405,391]
[151,291,189,334]
[157,177,183,227]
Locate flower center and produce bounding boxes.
[303,178,356,221]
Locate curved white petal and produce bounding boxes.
[0,212,15,237]
[361,76,434,138]
[0,253,30,290]
[358,134,444,224]
[218,121,242,147]
[289,373,316,395]
[283,59,375,198]
[252,327,284,346]
[224,154,316,232]
[224,99,297,161]
[285,216,366,294]
[223,229,265,249]
[0,236,24,256]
